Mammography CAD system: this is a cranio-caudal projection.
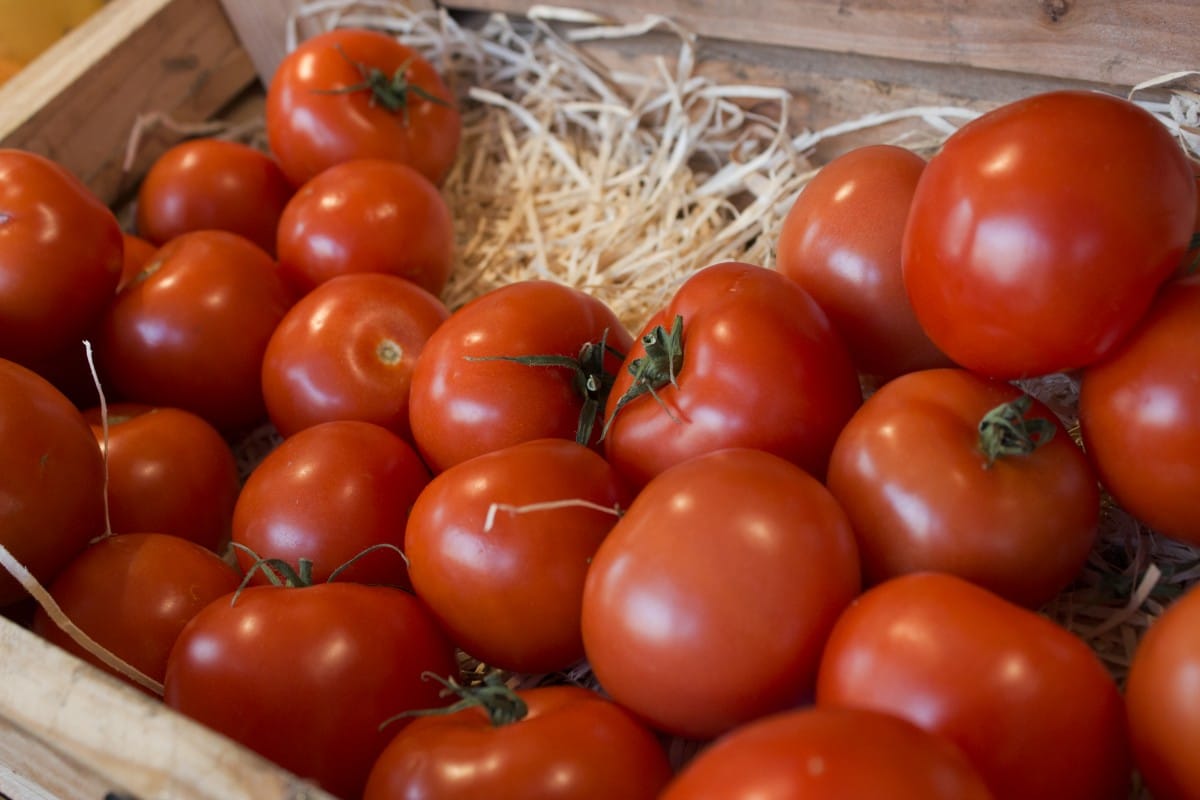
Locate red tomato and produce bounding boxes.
[0,149,122,364]
[1126,582,1200,800]
[581,448,861,740]
[0,359,106,607]
[776,144,950,380]
[661,705,994,800]
[32,532,240,688]
[816,572,1131,800]
[164,582,459,799]
[232,420,429,586]
[82,403,240,552]
[902,90,1197,378]
[266,28,462,188]
[825,367,1098,608]
[364,682,673,800]
[406,439,631,673]
[275,158,455,298]
[120,232,157,291]
[95,230,294,432]
[602,261,862,489]
[1078,275,1200,546]
[263,272,449,439]
[409,280,633,473]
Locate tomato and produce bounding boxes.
[661,705,993,800]
[265,27,461,188]
[32,532,240,688]
[1126,582,1200,800]
[364,680,673,800]
[82,403,240,552]
[232,420,429,587]
[95,230,294,432]
[119,233,157,291]
[1078,275,1200,547]
[776,144,950,380]
[0,149,122,364]
[0,359,106,607]
[275,158,455,298]
[825,367,1098,608]
[602,261,861,489]
[164,582,459,799]
[816,572,1131,800]
[581,448,860,740]
[406,439,630,673]
[262,272,449,439]
[902,90,1197,379]
[409,280,633,473]
[135,138,294,256]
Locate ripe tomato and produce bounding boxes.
[409,280,633,473]
[1078,275,1200,547]
[826,367,1098,608]
[364,681,673,800]
[816,572,1131,800]
[82,403,240,552]
[32,532,240,688]
[232,420,429,586]
[275,158,455,298]
[95,230,294,432]
[265,27,461,188]
[0,149,122,364]
[902,90,1197,378]
[263,272,449,439]
[661,705,993,800]
[406,439,631,673]
[602,261,862,489]
[0,359,106,607]
[135,138,294,256]
[581,448,861,740]
[776,144,950,380]
[164,582,459,799]
[119,233,157,291]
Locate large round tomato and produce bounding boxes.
[0,359,106,607]
[602,261,862,489]
[164,582,459,799]
[364,682,673,800]
[406,438,631,673]
[826,367,1098,608]
[661,705,993,800]
[816,572,1131,800]
[902,90,1196,379]
[581,447,861,740]
[1078,275,1200,546]
[265,27,461,188]
[776,144,950,380]
[0,149,122,364]
[275,158,455,298]
[408,280,633,473]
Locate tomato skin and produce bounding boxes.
[581,448,861,740]
[165,582,459,799]
[409,280,633,473]
[816,572,1131,800]
[0,149,123,364]
[902,90,1196,379]
[266,28,461,188]
[776,144,950,380]
[1078,275,1200,546]
[826,367,1098,608]
[603,261,862,489]
[661,705,993,800]
[276,158,455,298]
[120,233,157,291]
[0,359,106,607]
[364,684,673,800]
[406,439,630,673]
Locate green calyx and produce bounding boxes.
[600,314,684,440]
[381,671,528,730]
[317,46,450,124]
[977,393,1056,466]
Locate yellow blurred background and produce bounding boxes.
[0,0,106,85]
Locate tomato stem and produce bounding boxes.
[600,314,685,439]
[380,671,528,730]
[317,45,450,126]
[977,394,1055,466]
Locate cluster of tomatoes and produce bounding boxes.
[2,20,1200,800]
